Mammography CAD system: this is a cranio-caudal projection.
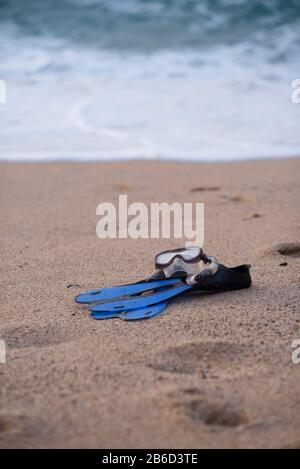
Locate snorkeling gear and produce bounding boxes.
[75,247,251,320]
[91,302,168,321]
[75,278,180,304]
[154,246,219,285]
[87,282,190,313]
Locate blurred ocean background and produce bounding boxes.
[0,0,299,161]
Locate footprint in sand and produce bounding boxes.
[1,322,79,349]
[0,414,50,447]
[148,340,254,376]
[0,415,30,434]
[243,213,263,220]
[114,184,133,192]
[167,388,249,428]
[190,186,220,193]
[272,242,300,258]
[222,194,248,203]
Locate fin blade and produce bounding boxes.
[90,284,190,312]
[123,302,167,320]
[90,302,168,321]
[75,278,181,303]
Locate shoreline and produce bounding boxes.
[1,154,300,164]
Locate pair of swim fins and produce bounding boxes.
[75,263,252,321]
[75,277,187,320]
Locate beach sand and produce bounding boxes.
[0,158,299,449]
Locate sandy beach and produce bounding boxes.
[0,158,299,449]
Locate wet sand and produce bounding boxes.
[0,158,299,448]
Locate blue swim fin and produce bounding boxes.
[90,282,190,313]
[75,277,182,304]
[91,301,168,321]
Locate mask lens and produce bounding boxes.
[156,246,202,268]
[181,246,201,262]
[156,251,176,266]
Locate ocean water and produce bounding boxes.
[0,0,299,161]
